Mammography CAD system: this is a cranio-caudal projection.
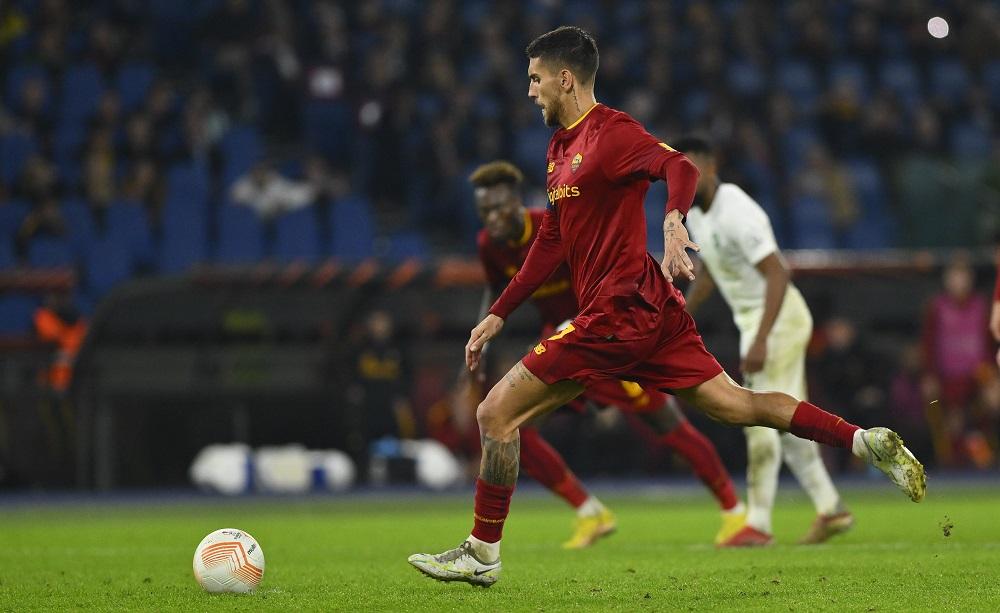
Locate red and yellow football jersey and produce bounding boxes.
[477,209,577,327]
[489,104,699,341]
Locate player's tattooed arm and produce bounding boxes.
[480,434,520,486]
[661,209,699,283]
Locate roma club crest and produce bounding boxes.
[571,153,583,173]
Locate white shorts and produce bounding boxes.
[738,289,812,400]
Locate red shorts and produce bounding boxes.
[524,308,723,394]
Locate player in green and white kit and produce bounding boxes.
[676,136,853,546]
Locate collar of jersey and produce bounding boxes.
[510,210,533,247]
[563,103,602,131]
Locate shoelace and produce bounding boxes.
[435,541,474,563]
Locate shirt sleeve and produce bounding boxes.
[489,208,562,320]
[599,116,699,217]
[730,204,779,266]
[476,234,508,293]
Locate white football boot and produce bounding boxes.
[408,541,501,587]
[856,427,926,502]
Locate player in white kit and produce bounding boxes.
[673,136,854,546]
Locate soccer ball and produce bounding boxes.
[192,528,265,593]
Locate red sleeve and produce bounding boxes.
[599,116,699,218]
[488,208,562,320]
[476,233,507,293]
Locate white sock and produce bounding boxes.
[723,501,746,516]
[744,426,781,534]
[781,433,841,516]
[466,534,500,563]
[576,496,606,518]
[851,429,868,459]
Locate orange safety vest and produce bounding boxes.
[34,307,87,391]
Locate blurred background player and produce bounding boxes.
[469,159,747,545]
[675,136,853,546]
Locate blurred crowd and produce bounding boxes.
[1,0,1000,478]
[1,2,998,303]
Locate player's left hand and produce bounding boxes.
[741,338,767,374]
[466,314,504,372]
[661,210,699,283]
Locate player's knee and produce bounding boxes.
[476,397,511,439]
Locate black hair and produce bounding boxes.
[525,26,599,85]
[671,135,715,157]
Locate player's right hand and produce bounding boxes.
[466,314,504,372]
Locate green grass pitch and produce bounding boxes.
[1,484,999,612]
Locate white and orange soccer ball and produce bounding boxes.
[192,528,265,593]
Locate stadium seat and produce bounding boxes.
[781,127,820,173]
[159,220,208,274]
[0,131,38,185]
[215,204,265,264]
[776,61,820,108]
[115,62,156,112]
[58,63,105,123]
[929,59,972,105]
[3,62,46,110]
[105,200,155,269]
[727,60,765,98]
[60,198,98,257]
[828,60,870,93]
[27,235,75,268]
[0,294,39,336]
[85,238,134,296]
[384,231,429,262]
[0,199,30,239]
[878,59,922,109]
[950,121,992,159]
[272,208,322,263]
[330,196,376,261]
[302,100,353,163]
[165,162,211,213]
[789,196,836,249]
[983,60,1000,105]
[220,124,264,188]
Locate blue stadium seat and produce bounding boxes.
[781,127,819,173]
[828,60,869,92]
[158,218,208,274]
[165,162,211,213]
[0,199,30,239]
[273,208,322,263]
[949,121,992,159]
[0,295,39,336]
[115,62,155,112]
[4,63,46,110]
[220,124,263,187]
[384,231,429,262]
[85,238,134,296]
[929,59,971,104]
[58,63,105,122]
[983,60,1000,105]
[215,204,265,264]
[105,200,155,268]
[27,235,75,267]
[0,131,38,185]
[60,198,97,257]
[789,196,836,249]
[330,196,375,261]
[727,60,765,98]
[302,100,353,163]
[776,61,820,108]
[878,59,921,109]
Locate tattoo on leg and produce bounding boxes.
[480,434,520,486]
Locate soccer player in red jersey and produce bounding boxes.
[468,160,746,548]
[409,26,925,587]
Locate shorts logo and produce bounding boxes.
[533,343,546,355]
[658,142,675,151]
[547,161,555,174]
[571,153,583,173]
